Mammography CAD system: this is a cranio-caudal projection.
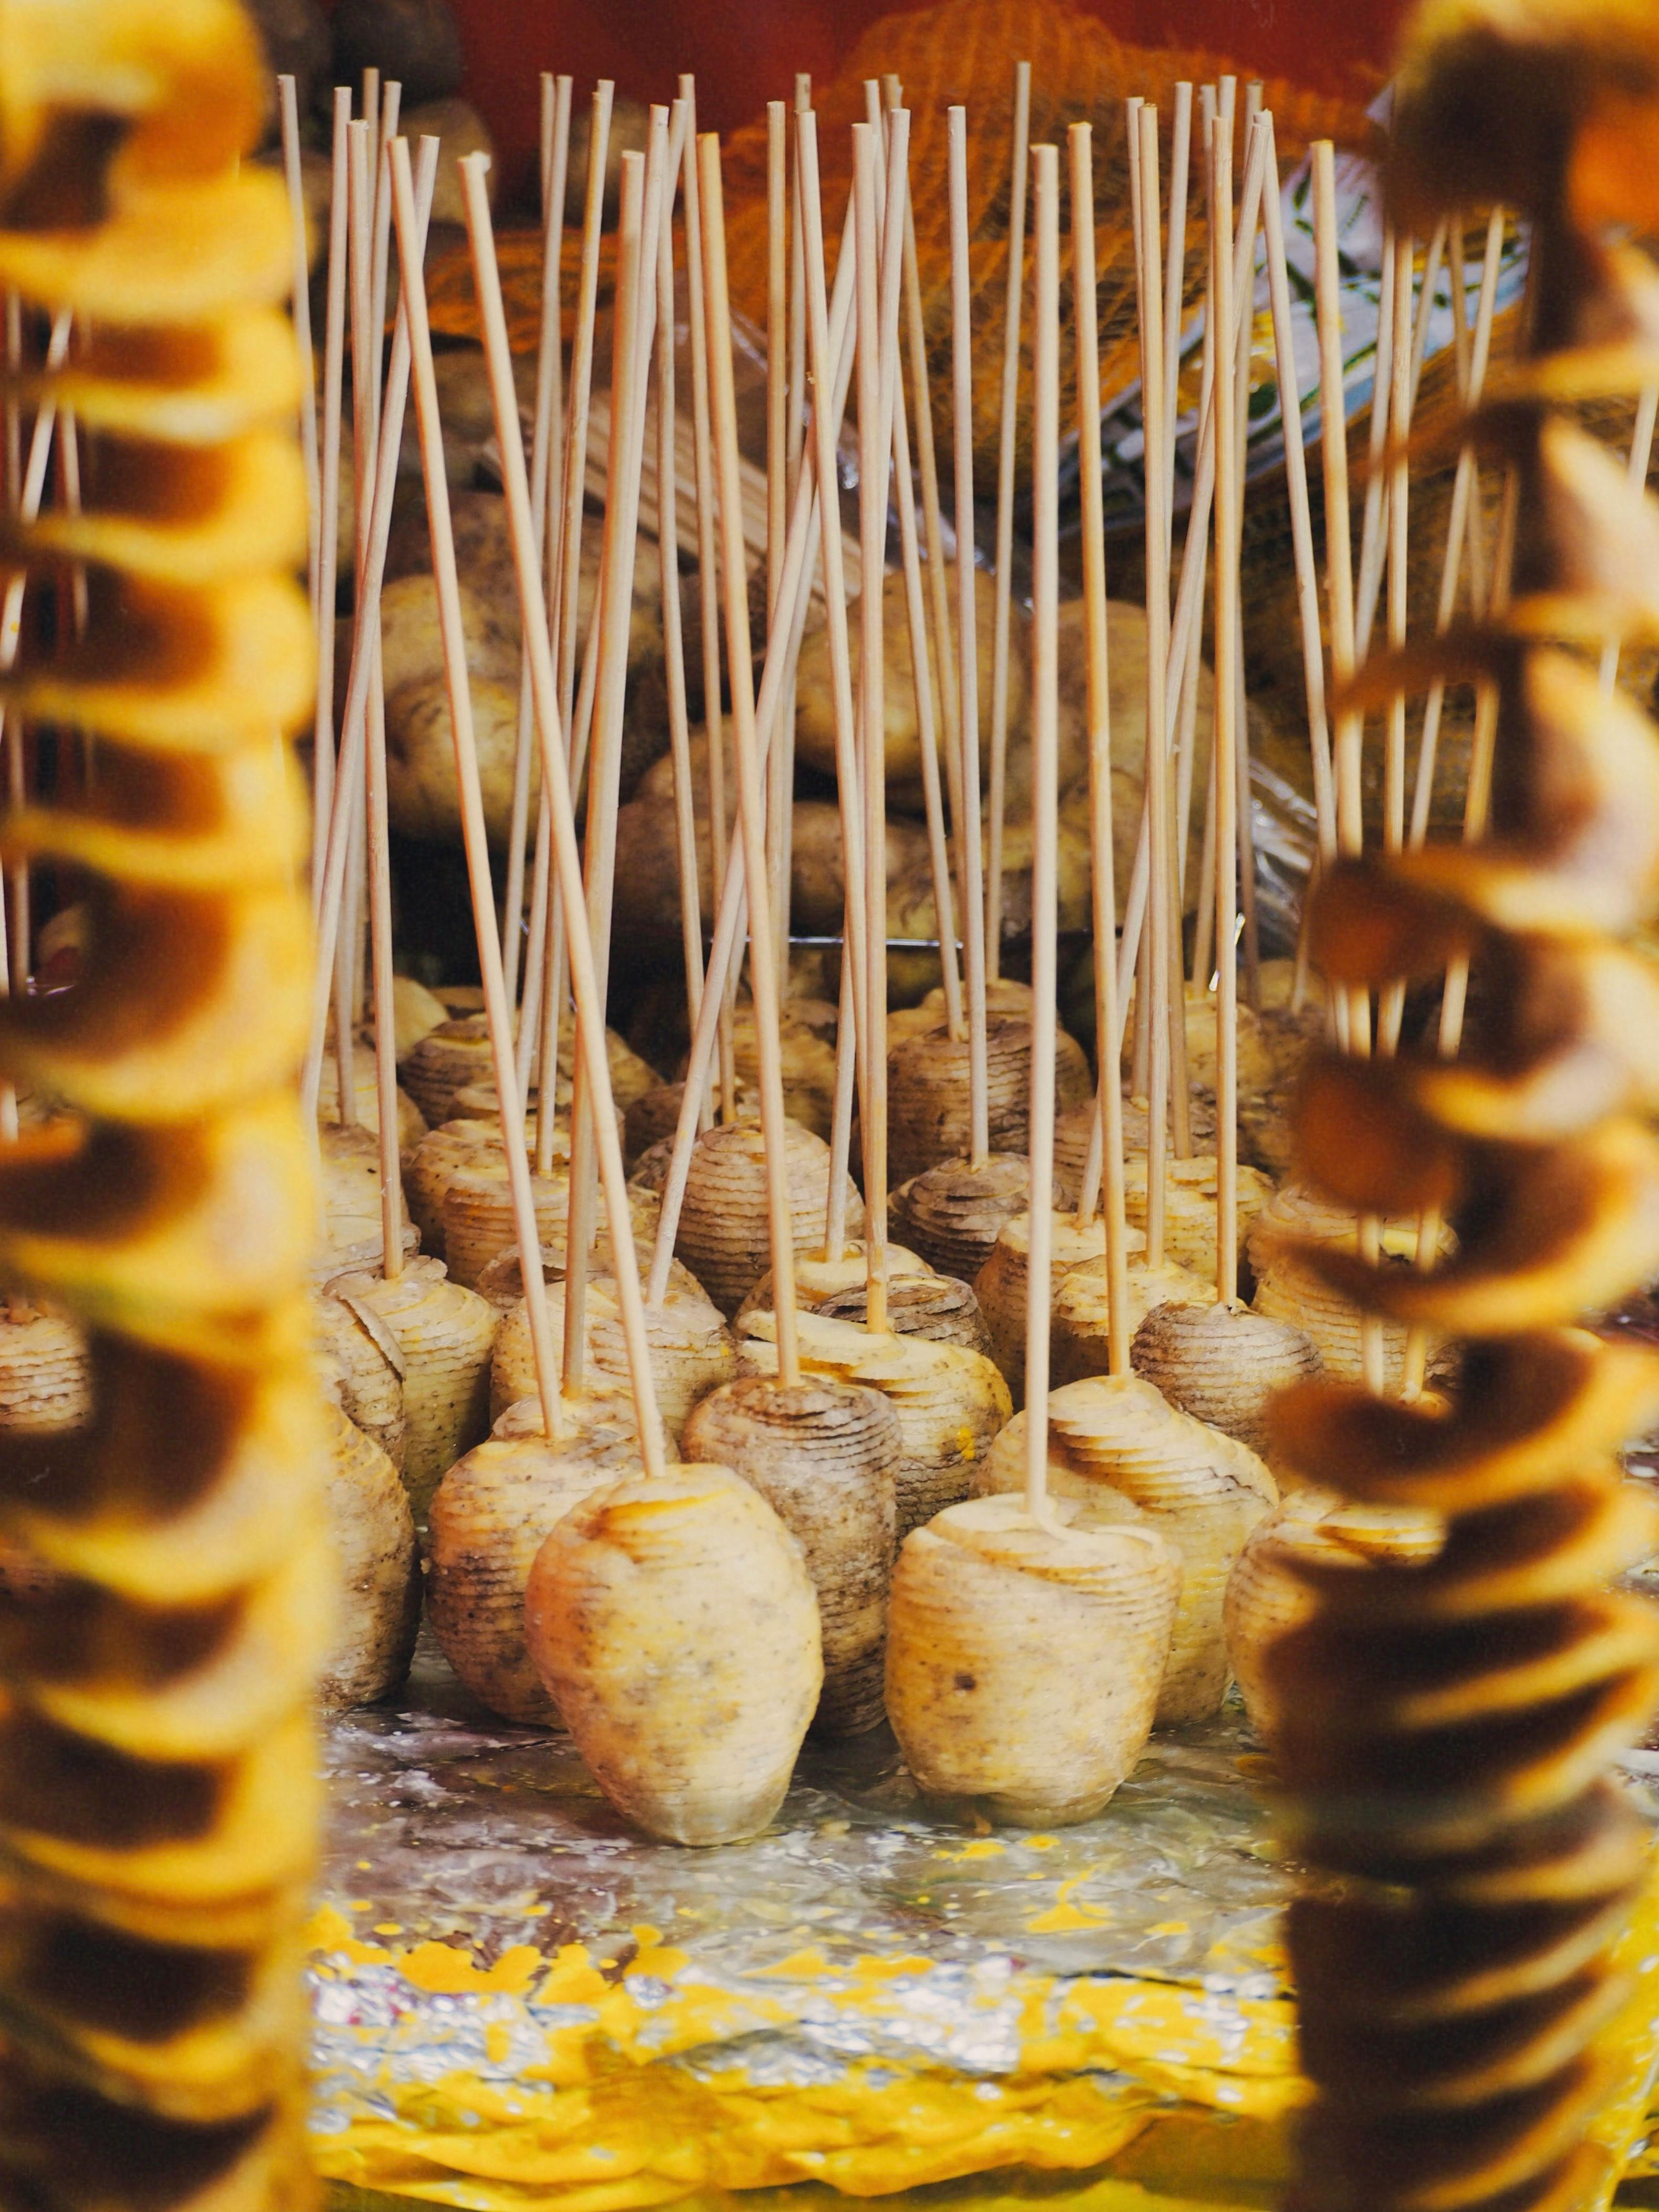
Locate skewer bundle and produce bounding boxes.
[1262,16,1659,2210]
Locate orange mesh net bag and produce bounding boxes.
[426,0,1371,471]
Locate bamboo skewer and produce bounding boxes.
[334,114,378,1131]
[1408,206,1505,847]
[1117,118,1266,1040]
[501,71,571,1015]
[564,122,669,1395]
[948,107,992,1167]
[985,59,1031,981]
[1026,140,1065,1537]
[456,149,669,1476]
[765,102,792,976]
[1312,139,1382,1390]
[882,75,965,861]
[867,99,963,1044]
[1225,114,1260,1009]
[648,192,862,1309]
[859,110,911,1339]
[677,77,739,1122]
[698,129,804,1386]
[311,89,352,900]
[1209,112,1240,1309]
[1134,103,1178,1266]
[1259,112,1336,871]
[789,76,811,506]
[302,142,436,1124]
[524,80,615,1117]
[527,76,575,1154]
[1162,84,1194,563]
[1378,235,1415,1056]
[854,121,888,1333]
[798,115,871,1231]
[656,100,710,1129]
[1068,121,1130,1379]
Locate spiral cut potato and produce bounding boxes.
[884,1493,1181,1825]
[325,1256,499,1524]
[672,1117,865,1317]
[314,1283,408,1472]
[681,1377,900,1736]
[889,1150,1048,1282]
[315,1038,427,1153]
[1132,1300,1321,1459]
[1050,1250,1213,1385]
[975,1378,1278,1723]
[733,1240,934,1330]
[1268,20,1659,2210]
[1223,1490,1443,1740]
[0,1297,92,1434]
[490,1264,734,1442]
[975,1207,1118,1406]
[525,1464,823,1845]
[429,1401,643,1724]
[314,1119,418,1279]
[886,1015,1091,1185]
[406,1114,538,1259]
[815,1272,994,1357]
[738,1307,1011,1540]
[317,1403,420,1713]
[0,3,325,2200]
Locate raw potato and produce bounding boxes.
[885,1494,1182,1826]
[324,1256,499,1524]
[382,507,670,843]
[385,670,524,846]
[317,1403,421,1713]
[427,1406,642,1724]
[525,1462,823,1845]
[738,1307,1010,1541]
[1132,1301,1322,1460]
[795,567,1009,801]
[974,1376,1277,1725]
[682,1378,900,1736]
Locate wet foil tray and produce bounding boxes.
[305,1639,1659,2207]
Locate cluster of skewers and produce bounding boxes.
[2,29,1633,1853]
[231,39,1553,1851]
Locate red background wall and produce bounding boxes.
[356,0,1407,207]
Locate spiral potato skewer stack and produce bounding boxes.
[0,3,322,2203]
[1268,13,1659,2210]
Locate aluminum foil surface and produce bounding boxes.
[304,1640,1659,2206]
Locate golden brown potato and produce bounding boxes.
[525,1463,823,1844]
